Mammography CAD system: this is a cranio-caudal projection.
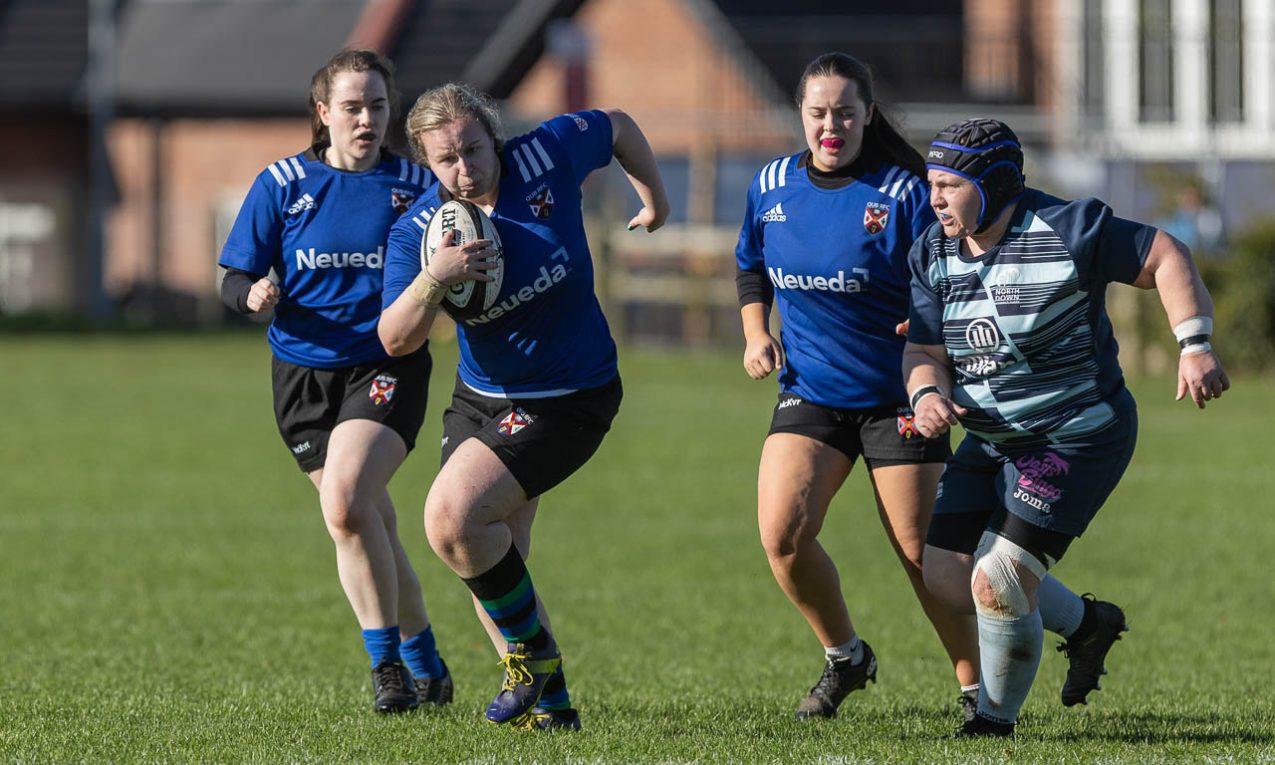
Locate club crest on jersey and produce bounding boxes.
[526,183,554,219]
[391,189,417,214]
[896,407,918,438]
[864,201,890,235]
[498,408,534,435]
[369,374,397,406]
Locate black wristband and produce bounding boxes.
[910,385,943,409]
[1178,334,1210,349]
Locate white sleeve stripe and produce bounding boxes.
[511,147,531,182]
[901,176,920,202]
[777,155,791,188]
[276,161,295,182]
[890,173,908,199]
[521,143,543,177]
[266,164,286,186]
[289,157,306,179]
[530,138,554,171]
[398,159,409,182]
[413,215,427,230]
[878,166,899,193]
[766,160,778,193]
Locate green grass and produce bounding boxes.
[1,333,1273,763]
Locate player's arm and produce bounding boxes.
[902,342,966,438]
[380,229,497,356]
[603,109,669,233]
[220,268,279,314]
[737,265,783,380]
[1131,229,1230,408]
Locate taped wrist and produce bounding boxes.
[1173,316,1213,356]
[909,385,944,409]
[408,268,448,307]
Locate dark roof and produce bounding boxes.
[0,0,88,112]
[114,0,366,117]
[706,1,964,105]
[390,0,586,99]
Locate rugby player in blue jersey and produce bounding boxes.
[379,83,668,730]
[735,52,980,721]
[904,118,1230,737]
[218,50,452,714]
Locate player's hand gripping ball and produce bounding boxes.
[421,199,504,320]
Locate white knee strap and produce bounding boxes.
[972,531,1049,619]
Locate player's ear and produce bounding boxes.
[316,100,332,126]
[864,102,875,126]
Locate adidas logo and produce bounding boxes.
[287,193,316,215]
[761,202,787,223]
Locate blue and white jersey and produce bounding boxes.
[908,188,1157,447]
[735,154,935,408]
[220,149,433,368]
[383,110,617,397]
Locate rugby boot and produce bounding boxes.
[485,641,562,725]
[955,713,1015,738]
[413,657,454,706]
[513,706,583,731]
[371,659,419,713]
[1058,594,1128,707]
[958,689,979,724]
[794,641,878,719]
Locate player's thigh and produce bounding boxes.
[427,436,529,532]
[868,462,945,564]
[271,358,337,474]
[925,435,1002,556]
[467,377,623,501]
[757,432,854,550]
[323,418,408,496]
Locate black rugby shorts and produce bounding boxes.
[271,347,431,473]
[767,393,952,467]
[439,374,622,500]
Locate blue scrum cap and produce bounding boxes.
[926,118,1025,233]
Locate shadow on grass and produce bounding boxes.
[1038,710,1275,745]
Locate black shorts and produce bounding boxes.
[271,347,431,473]
[767,393,952,468]
[440,374,622,500]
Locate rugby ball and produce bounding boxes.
[421,199,504,320]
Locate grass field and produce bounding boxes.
[2,332,1273,763]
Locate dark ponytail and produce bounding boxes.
[796,53,925,178]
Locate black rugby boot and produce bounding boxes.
[413,658,454,707]
[1058,594,1128,707]
[794,641,878,719]
[955,712,1016,738]
[371,659,419,713]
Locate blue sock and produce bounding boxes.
[1037,574,1084,637]
[400,626,445,679]
[362,626,401,668]
[538,664,571,711]
[976,608,1044,725]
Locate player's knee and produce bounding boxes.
[319,478,371,537]
[970,532,1045,619]
[423,492,469,561]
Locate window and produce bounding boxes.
[1139,0,1175,122]
[1081,0,1106,121]
[1210,0,1244,123]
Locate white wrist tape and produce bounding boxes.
[1172,316,1212,343]
[1180,340,1213,356]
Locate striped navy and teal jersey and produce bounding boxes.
[220,148,433,368]
[383,110,617,397]
[735,154,934,408]
[907,188,1157,447]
